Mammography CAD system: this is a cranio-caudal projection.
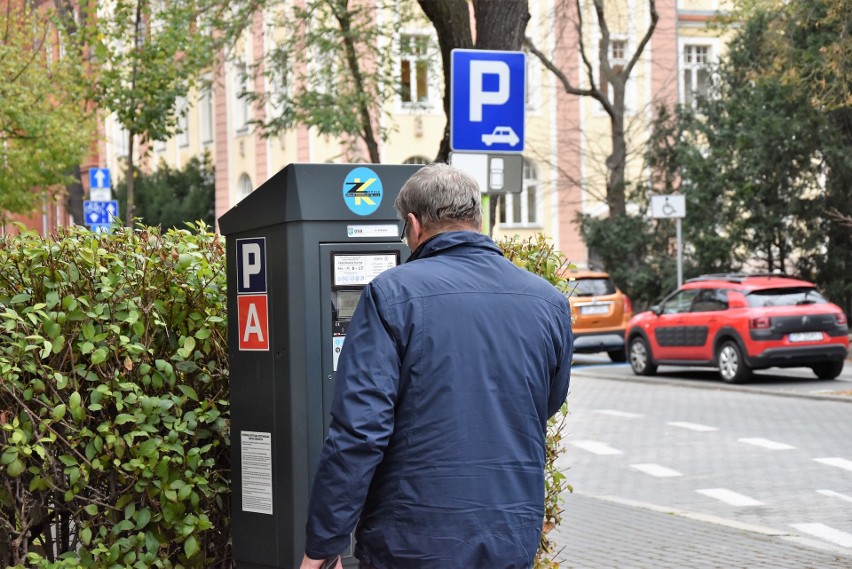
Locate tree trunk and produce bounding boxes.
[64,165,85,225]
[333,0,381,162]
[606,84,627,216]
[417,0,473,163]
[125,132,135,226]
[473,0,529,50]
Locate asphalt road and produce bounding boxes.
[552,358,852,565]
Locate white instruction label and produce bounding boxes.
[333,254,397,286]
[241,431,273,515]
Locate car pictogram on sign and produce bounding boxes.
[481,126,520,147]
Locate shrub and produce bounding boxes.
[0,227,573,569]
[0,223,229,568]
[498,234,575,569]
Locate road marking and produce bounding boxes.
[568,440,622,455]
[791,523,852,548]
[667,421,719,432]
[696,488,763,506]
[814,457,852,472]
[817,490,852,504]
[630,463,683,477]
[737,437,795,450]
[594,409,644,418]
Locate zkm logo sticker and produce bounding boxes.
[342,167,383,216]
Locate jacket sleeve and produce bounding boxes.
[547,301,573,418]
[304,282,399,559]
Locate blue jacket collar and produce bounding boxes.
[406,231,502,262]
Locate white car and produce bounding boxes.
[481,126,520,147]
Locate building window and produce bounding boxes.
[312,45,337,97]
[403,155,430,165]
[600,39,626,102]
[498,159,539,226]
[199,85,213,144]
[234,60,250,132]
[176,96,189,147]
[683,44,711,108]
[523,43,541,111]
[237,173,253,203]
[114,122,129,158]
[400,34,430,105]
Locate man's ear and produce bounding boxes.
[408,213,424,247]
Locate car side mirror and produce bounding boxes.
[650,304,662,316]
[727,292,748,309]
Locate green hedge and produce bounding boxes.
[0,223,229,568]
[0,227,572,569]
[499,234,574,569]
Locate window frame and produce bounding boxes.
[498,158,540,227]
[234,60,251,133]
[678,39,720,108]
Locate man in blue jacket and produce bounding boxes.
[302,163,573,569]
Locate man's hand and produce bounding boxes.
[300,554,342,569]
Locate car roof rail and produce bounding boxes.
[685,271,789,284]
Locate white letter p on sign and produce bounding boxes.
[469,60,510,122]
[241,243,262,289]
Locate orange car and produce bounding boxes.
[564,270,633,362]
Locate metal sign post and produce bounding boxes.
[650,194,687,287]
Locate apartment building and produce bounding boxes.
[90,0,728,267]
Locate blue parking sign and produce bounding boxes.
[451,50,525,153]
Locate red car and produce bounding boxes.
[626,273,849,383]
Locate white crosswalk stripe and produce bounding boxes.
[696,488,763,507]
[630,463,683,478]
[594,409,644,418]
[737,437,795,450]
[791,523,852,548]
[667,421,719,432]
[814,457,852,472]
[568,440,622,455]
[817,489,852,504]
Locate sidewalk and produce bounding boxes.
[548,493,852,568]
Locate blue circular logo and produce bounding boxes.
[342,167,383,216]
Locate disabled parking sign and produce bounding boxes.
[450,49,525,153]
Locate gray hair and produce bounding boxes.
[394,163,482,231]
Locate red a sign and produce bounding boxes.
[238,295,269,351]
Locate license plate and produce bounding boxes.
[788,331,824,342]
[580,304,609,315]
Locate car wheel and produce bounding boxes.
[608,349,627,363]
[811,361,844,380]
[717,341,750,384]
[628,337,656,376]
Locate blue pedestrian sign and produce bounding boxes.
[89,167,112,190]
[451,49,525,153]
[83,200,120,226]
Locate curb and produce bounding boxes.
[578,493,852,560]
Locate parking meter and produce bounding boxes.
[219,163,421,568]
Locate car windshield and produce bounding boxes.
[568,278,616,297]
[746,287,828,307]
